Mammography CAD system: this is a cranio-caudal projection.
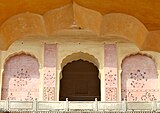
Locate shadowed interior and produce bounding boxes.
[60,59,100,101]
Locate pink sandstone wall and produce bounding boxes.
[43,44,57,101]
[2,54,39,100]
[104,44,118,101]
[121,54,159,101]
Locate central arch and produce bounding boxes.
[59,52,101,101]
[60,59,100,101]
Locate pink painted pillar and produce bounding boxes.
[104,44,118,101]
[43,44,57,101]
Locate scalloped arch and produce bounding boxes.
[61,52,100,69]
[60,52,101,79]
[121,52,157,68]
[4,51,40,69]
[121,52,158,78]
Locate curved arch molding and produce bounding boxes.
[61,51,100,69]
[0,3,159,52]
[60,51,100,79]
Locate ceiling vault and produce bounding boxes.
[0,1,159,52]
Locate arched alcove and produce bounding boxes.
[2,53,40,100]
[121,53,159,101]
[60,59,100,101]
[60,52,100,79]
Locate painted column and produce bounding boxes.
[43,44,57,101]
[104,44,118,101]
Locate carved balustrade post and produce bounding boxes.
[152,101,157,112]
[5,99,9,111]
[122,100,127,112]
[65,98,69,111]
[94,98,98,111]
[33,99,37,113]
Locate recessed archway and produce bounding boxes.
[2,53,40,100]
[59,59,100,101]
[121,53,159,101]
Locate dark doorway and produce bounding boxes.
[60,59,100,101]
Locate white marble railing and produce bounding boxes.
[0,98,160,112]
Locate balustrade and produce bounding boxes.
[0,98,159,112]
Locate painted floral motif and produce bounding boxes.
[13,68,31,87]
[43,87,55,101]
[43,69,56,101]
[141,92,156,101]
[105,70,117,87]
[105,88,117,101]
[44,70,56,86]
[25,92,34,101]
[7,93,16,100]
[130,69,147,88]
[127,92,137,101]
